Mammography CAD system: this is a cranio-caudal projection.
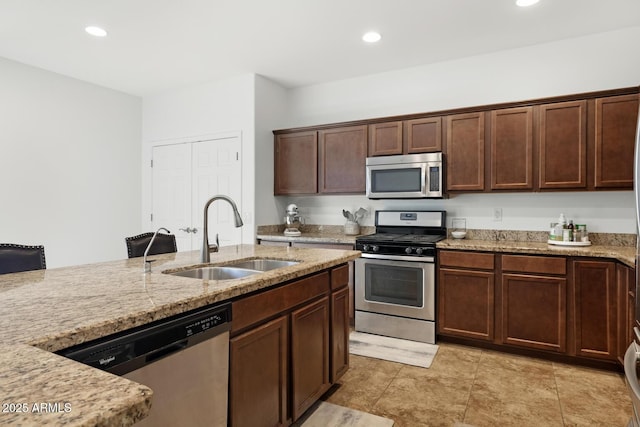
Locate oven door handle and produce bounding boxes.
[360,253,434,263]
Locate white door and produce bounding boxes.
[151,143,192,251]
[151,135,242,252]
[192,137,242,248]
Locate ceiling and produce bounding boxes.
[0,0,638,97]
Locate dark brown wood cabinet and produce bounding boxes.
[229,266,350,425]
[438,250,495,341]
[329,264,350,382]
[616,264,635,364]
[500,255,567,352]
[445,112,485,191]
[274,131,318,195]
[404,116,442,153]
[538,100,588,189]
[291,296,330,420]
[593,94,639,189]
[230,315,288,427]
[571,259,618,360]
[318,125,367,193]
[368,121,403,156]
[490,107,534,190]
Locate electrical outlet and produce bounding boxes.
[493,208,503,221]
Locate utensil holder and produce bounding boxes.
[344,221,360,235]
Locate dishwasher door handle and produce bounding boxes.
[146,339,188,364]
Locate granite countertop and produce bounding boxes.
[437,239,635,267]
[0,244,361,426]
[256,224,374,245]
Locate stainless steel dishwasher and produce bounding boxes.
[58,303,231,426]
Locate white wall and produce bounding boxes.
[0,57,142,268]
[142,73,256,243]
[275,27,640,234]
[254,75,290,226]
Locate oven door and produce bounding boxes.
[355,257,434,321]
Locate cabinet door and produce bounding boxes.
[404,117,442,153]
[331,286,349,382]
[318,125,367,193]
[573,260,617,360]
[538,100,587,189]
[274,131,318,195]
[438,268,494,341]
[594,94,639,189]
[368,121,403,156]
[446,112,485,191]
[490,107,533,190]
[617,264,634,364]
[229,316,288,427]
[501,274,566,352]
[291,297,330,421]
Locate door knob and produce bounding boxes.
[179,227,198,234]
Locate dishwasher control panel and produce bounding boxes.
[57,303,231,374]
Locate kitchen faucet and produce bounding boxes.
[143,227,170,273]
[201,195,243,263]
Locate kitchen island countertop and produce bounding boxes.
[0,244,360,426]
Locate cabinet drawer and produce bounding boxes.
[232,272,330,333]
[439,250,494,270]
[331,264,349,290]
[502,254,566,275]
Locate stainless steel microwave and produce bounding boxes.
[366,152,444,199]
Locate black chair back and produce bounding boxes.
[0,244,46,274]
[125,233,177,258]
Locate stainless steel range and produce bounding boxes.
[355,210,446,344]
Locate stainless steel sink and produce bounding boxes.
[167,266,260,280]
[226,259,299,271]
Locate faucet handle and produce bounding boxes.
[216,233,219,248]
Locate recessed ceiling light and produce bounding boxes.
[85,26,107,37]
[362,31,382,43]
[516,0,540,6]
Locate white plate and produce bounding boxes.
[547,239,591,247]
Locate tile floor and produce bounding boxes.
[323,342,633,427]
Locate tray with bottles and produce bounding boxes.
[547,239,592,247]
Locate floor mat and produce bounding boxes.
[295,401,394,427]
[349,331,439,368]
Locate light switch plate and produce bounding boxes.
[493,208,502,221]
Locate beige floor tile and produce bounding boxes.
[325,342,633,427]
[325,354,403,412]
[464,351,563,427]
[553,362,631,427]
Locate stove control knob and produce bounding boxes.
[372,245,379,253]
[415,247,424,255]
[405,247,413,254]
[362,245,370,252]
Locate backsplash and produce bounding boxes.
[258,224,636,247]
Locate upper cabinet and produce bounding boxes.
[368,121,403,156]
[593,94,639,189]
[490,107,534,190]
[404,117,443,154]
[318,125,368,193]
[274,131,318,195]
[273,87,639,197]
[368,117,443,156]
[445,112,485,192]
[538,100,588,190]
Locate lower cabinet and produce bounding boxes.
[291,297,330,421]
[437,249,630,365]
[500,255,567,353]
[438,250,495,341]
[230,316,288,427]
[571,259,617,360]
[229,265,349,427]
